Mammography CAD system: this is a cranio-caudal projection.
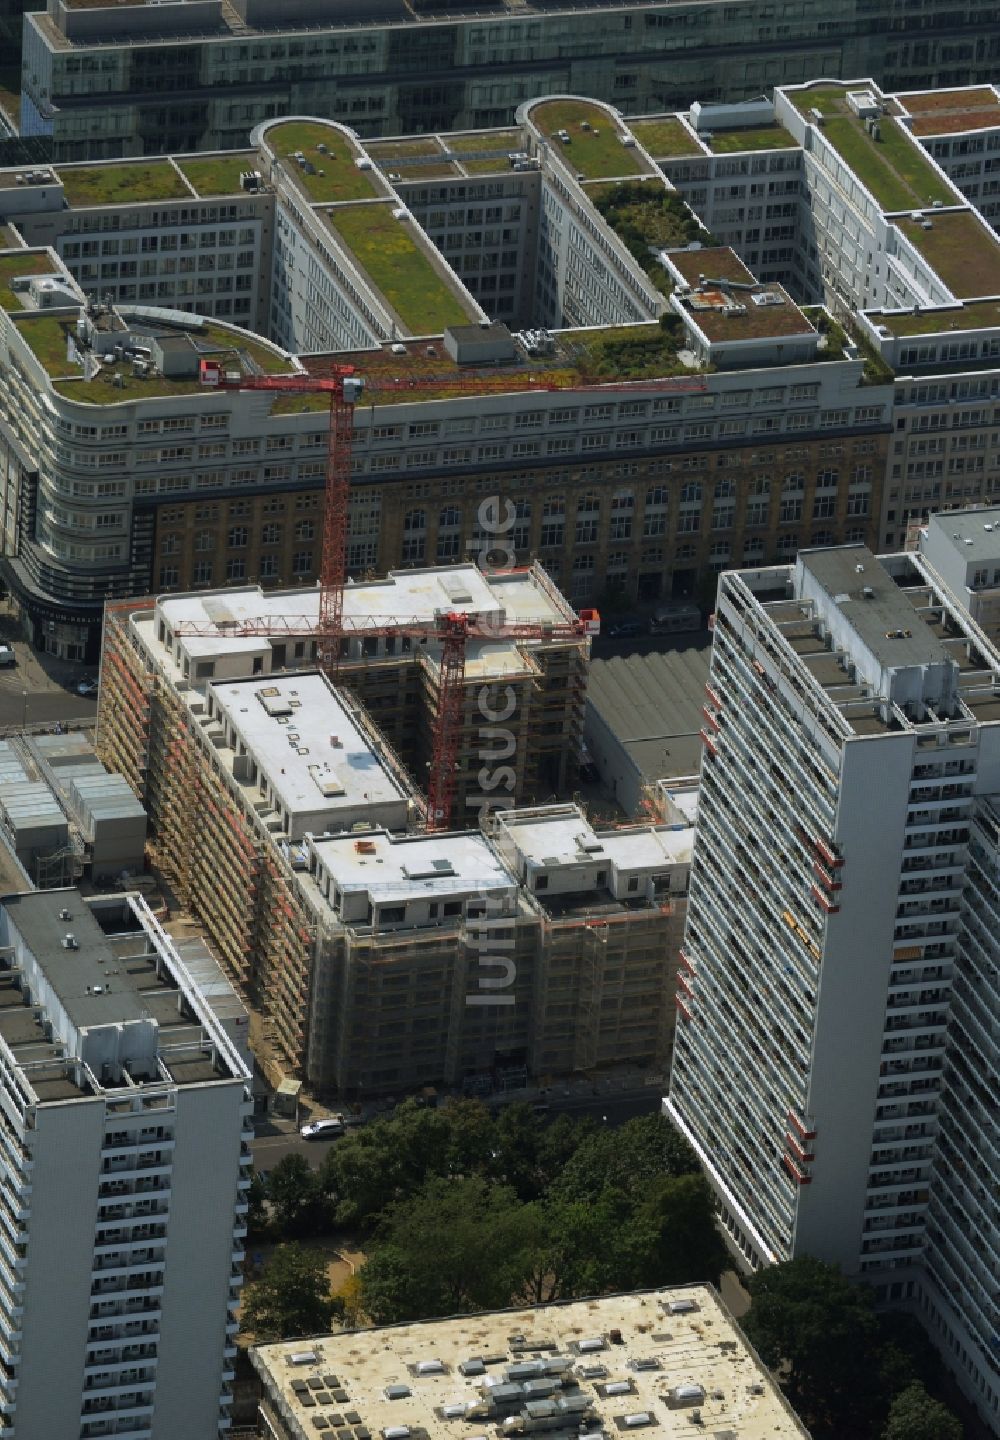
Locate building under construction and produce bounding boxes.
[94,566,688,1092]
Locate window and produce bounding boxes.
[812,494,836,520]
[295,521,315,541]
[227,527,248,548]
[194,560,213,585]
[261,523,282,545]
[158,566,179,588]
[292,551,313,575]
[195,530,214,552]
[540,497,565,549]
[680,482,702,505]
[226,558,246,582]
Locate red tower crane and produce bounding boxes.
[194,356,707,826]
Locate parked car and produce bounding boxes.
[606,618,642,638]
[299,1116,345,1141]
[76,677,99,696]
[0,644,15,668]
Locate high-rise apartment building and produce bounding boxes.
[665,540,1000,1427]
[0,887,252,1439]
[19,0,1000,163]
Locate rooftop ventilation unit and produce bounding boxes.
[62,933,79,949]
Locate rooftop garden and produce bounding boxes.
[707,123,800,153]
[178,153,257,197]
[627,118,702,158]
[57,160,188,207]
[448,129,523,156]
[901,87,1000,135]
[0,251,59,310]
[805,307,894,384]
[591,181,707,294]
[895,211,1000,298]
[789,87,955,210]
[267,121,381,204]
[564,319,693,380]
[530,100,646,180]
[279,319,702,409]
[822,115,955,210]
[871,298,1000,337]
[326,203,474,335]
[366,138,444,165]
[18,313,291,401]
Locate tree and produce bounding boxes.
[883,1382,962,1440]
[550,1113,697,1204]
[742,1256,881,1437]
[246,1170,271,1242]
[358,1175,543,1323]
[630,1173,730,1288]
[267,1153,327,1238]
[241,1243,336,1342]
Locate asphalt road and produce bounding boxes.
[0,628,97,729]
[251,1088,663,1173]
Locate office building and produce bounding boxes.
[0,886,252,1439]
[0,97,896,659]
[20,0,1000,163]
[251,1285,807,1440]
[909,504,1000,642]
[665,541,1000,1426]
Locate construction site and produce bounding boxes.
[95,562,691,1093]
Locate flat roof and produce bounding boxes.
[252,1286,807,1440]
[209,673,408,824]
[899,86,1000,136]
[679,282,814,343]
[4,890,148,1030]
[154,565,573,657]
[310,829,516,904]
[666,246,755,288]
[587,646,712,782]
[501,810,693,870]
[894,210,1000,299]
[923,507,1000,564]
[799,546,953,671]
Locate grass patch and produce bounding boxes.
[629,118,702,158]
[17,314,76,375]
[0,252,59,310]
[790,84,852,116]
[327,204,473,335]
[366,139,443,163]
[821,115,953,211]
[267,121,380,204]
[447,129,522,156]
[387,162,462,181]
[591,181,706,295]
[873,298,1000,337]
[57,160,188,207]
[895,211,1000,297]
[708,124,799,153]
[530,100,645,180]
[178,153,257,197]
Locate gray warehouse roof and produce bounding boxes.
[587,645,711,781]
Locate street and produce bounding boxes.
[0,623,97,730]
[251,1086,663,1172]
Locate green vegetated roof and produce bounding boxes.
[628,118,703,158]
[326,203,475,335]
[591,180,705,294]
[789,87,955,211]
[0,251,59,310]
[872,298,1000,337]
[563,322,693,380]
[267,121,381,204]
[530,100,646,179]
[56,160,188,207]
[707,124,800,153]
[895,211,1000,298]
[822,115,954,210]
[17,313,291,402]
[178,153,257,197]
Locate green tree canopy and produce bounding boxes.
[630,1172,730,1288]
[241,1242,336,1342]
[742,1256,880,1435]
[882,1382,963,1440]
[266,1153,328,1238]
[358,1174,544,1323]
